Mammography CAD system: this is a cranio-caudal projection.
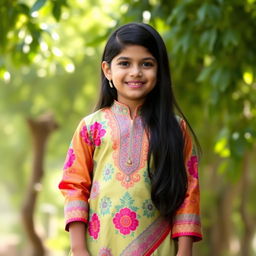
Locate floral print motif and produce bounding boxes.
[115,192,138,212]
[100,197,112,216]
[80,125,92,145]
[80,121,106,146]
[90,122,106,146]
[112,192,139,236]
[88,213,100,240]
[98,247,113,256]
[63,148,75,170]
[103,164,114,181]
[187,155,198,179]
[113,208,139,235]
[90,181,100,199]
[142,199,156,218]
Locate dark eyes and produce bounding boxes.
[118,61,130,67]
[117,61,155,67]
[142,62,154,67]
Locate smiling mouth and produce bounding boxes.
[126,81,145,88]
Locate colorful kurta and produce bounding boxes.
[59,100,202,256]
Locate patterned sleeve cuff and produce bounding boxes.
[171,214,202,242]
[64,200,89,231]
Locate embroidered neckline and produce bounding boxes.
[111,100,142,119]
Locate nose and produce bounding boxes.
[130,65,142,77]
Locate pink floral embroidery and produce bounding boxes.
[80,122,106,146]
[90,122,106,146]
[90,181,100,199]
[98,247,112,256]
[113,207,139,235]
[88,213,100,239]
[63,148,75,170]
[187,155,198,179]
[80,125,93,145]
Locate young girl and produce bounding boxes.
[59,23,202,256]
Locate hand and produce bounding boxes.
[176,236,193,256]
[71,248,90,256]
[176,253,192,256]
[69,222,89,256]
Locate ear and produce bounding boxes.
[102,61,112,80]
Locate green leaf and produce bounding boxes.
[30,0,47,13]
[200,29,217,52]
[223,29,239,47]
[180,32,192,53]
[17,3,30,16]
[211,67,231,92]
[167,5,186,25]
[197,66,213,82]
[197,3,221,23]
[52,2,62,21]
[197,4,208,22]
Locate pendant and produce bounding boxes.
[126,158,132,165]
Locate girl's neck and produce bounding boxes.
[115,99,143,119]
[129,104,140,119]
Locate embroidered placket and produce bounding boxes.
[126,119,134,166]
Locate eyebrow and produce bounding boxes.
[116,56,156,62]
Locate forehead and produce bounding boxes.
[113,45,155,60]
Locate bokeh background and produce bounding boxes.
[1,0,256,255]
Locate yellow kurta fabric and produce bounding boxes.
[59,100,202,256]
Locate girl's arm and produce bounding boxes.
[171,119,202,243]
[59,119,95,254]
[176,236,193,256]
[59,119,94,231]
[69,222,90,256]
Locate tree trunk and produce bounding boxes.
[21,113,58,256]
[212,185,234,256]
[203,160,231,256]
[209,159,239,256]
[240,151,254,256]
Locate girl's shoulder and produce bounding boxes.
[175,114,192,144]
[175,115,199,158]
[81,107,109,125]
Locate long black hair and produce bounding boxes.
[96,23,198,222]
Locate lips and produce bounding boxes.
[126,81,145,88]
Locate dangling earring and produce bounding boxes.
[109,80,114,88]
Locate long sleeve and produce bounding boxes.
[58,119,95,231]
[171,119,202,241]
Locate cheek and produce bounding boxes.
[149,71,157,84]
[112,70,125,81]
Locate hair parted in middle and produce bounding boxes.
[96,22,192,222]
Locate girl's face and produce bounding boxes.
[102,45,157,108]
